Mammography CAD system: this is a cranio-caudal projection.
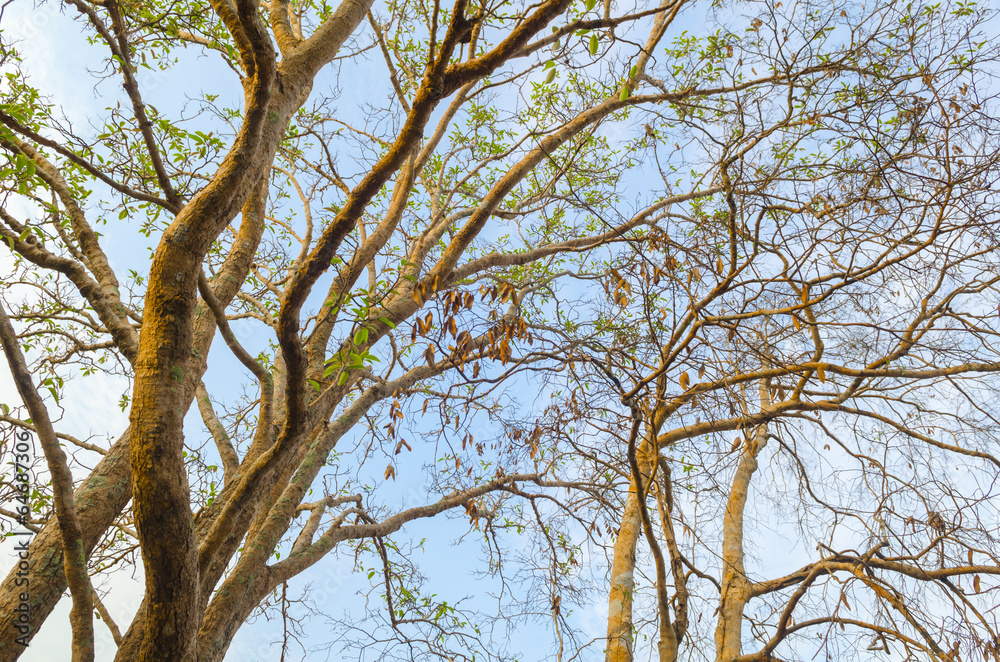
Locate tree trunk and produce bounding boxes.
[606,431,659,662]
[605,474,643,662]
[0,189,267,661]
[0,432,128,662]
[714,383,770,661]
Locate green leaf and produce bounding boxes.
[379,316,396,329]
[337,372,350,386]
[585,0,597,10]
[544,59,555,69]
[630,64,638,78]
[544,68,557,84]
[619,86,630,101]
[590,34,599,55]
[354,327,369,345]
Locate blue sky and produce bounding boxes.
[5,1,999,660]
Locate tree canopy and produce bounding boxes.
[2,0,1000,660]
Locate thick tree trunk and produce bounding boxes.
[0,431,129,662]
[605,474,641,661]
[606,442,658,662]
[606,381,679,662]
[0,187,267,661]
[714,384,770,661]
[0,306,95,661]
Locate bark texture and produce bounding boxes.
[714,383,771,661]
[0,177,267,660]
[0,305,95,662]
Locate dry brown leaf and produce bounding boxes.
[840,593,851,611]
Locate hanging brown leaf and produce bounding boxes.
[839,593,851,611]
[974,575,982,593]
[394,439,412,455]
[679,371,690,390]
[384,464,396,481]
[816,365,826,383]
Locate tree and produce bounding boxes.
[547,2,1000,659]
[0,0,709,659]
[1,0,999,661]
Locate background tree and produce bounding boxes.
[544,1,1000,660]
